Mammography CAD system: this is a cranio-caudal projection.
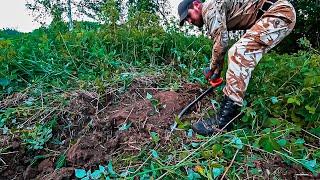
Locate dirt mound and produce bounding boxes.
[11,82,202,179]
[65,84,201,169]
[1,81,317,179]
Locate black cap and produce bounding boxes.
[178,0,195,26]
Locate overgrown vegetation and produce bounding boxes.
[0,2,320,179]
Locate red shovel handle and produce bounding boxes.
[209,77,223,87]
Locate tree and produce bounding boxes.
[127,0,171,24]
[26,0,65,25]
[26,0,123,28]
[75,0,122,24]
[67,0,73,30]
[26,0,75,30]
[289,0,320,48]
[75,0,108,22]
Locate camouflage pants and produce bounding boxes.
[223,0,296,106]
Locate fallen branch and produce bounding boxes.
[220,148,239,180]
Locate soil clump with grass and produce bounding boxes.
[0,80,203,179]
[0,78,318,179]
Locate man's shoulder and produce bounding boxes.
[202,0,225,17]
[203,0,225,9]
[202,0,227,13]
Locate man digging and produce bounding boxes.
[178,0,296,135]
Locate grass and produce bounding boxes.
[0,19,319,179]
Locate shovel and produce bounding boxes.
[171,78,223,131]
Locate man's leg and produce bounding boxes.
[192,1,296,135]
[224,0,296,105]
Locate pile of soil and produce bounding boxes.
[0,81,204,179]
[1,79,318,179]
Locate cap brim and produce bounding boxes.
[179,11,188,26]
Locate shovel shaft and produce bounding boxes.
[178,86,213,119]
[170,78,223,132]
[178,77,223,119]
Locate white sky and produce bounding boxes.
[0,0,181,32]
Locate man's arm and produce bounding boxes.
[204,2,228,76]
[210,28,228,75]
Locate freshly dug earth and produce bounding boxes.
[65,84,202,168]
[0,81,318,179]
[0,82,204,179]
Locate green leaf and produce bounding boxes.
[150,132,160,143]
[305,105,316,114]
[151,149,159,159]
[271,96,279,104]
[150,161,158,177]
[91,170,102,179]
[211,144,223,157]
[86,169,91,177]
[210,99,220,108]
[212,167,224,179]
[277,139,287,147]
[250,168,262,175]
[287,97,300,106]
[314,149,320,159]
[0,118,5,128]
[264,118,281,127]
[2,125,9,135]
[187,129,193,138]
[301,159,317,173]
[310,127,320,136]
[119,170,130,177]
[0,79,10,87]
[260,136,280,152]
[295,138,305,145]
[55,153,66,169]
[108,161,117,176]
[146,92,153,100]
[262,128,271,133]
[99,165,105,172]
[231,137,243,149]
[75,169,87,178]
[187,169,201,180]
[191,142,200,148]
[24,97,34,106]
[119,122,131,131]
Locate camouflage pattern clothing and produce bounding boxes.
[202,0,296,105]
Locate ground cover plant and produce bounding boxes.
[0,14,320,179]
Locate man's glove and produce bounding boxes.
[203,67,223,87]
[203,67,221,81]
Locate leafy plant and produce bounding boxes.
[21,119,57,150]
[146,92,161,113]
[75,161,118,179]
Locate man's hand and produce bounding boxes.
[203,67,221,81]
[203,67,223,87]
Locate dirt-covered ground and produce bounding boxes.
[0,78,204,179]
[0,78,318,179]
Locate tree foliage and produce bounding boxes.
[127,0,171,24]
[0,21,319,178]
[26,0,65,24]
[286,0,320,49]
[75,0,122,23]
[26,0,171,26]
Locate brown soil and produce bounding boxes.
[0,80,318,179]
[0,81,203,179]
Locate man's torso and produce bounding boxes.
[202,0,267,30]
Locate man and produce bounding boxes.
[178,0,296,135]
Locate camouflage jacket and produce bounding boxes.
[202,0,267,69]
